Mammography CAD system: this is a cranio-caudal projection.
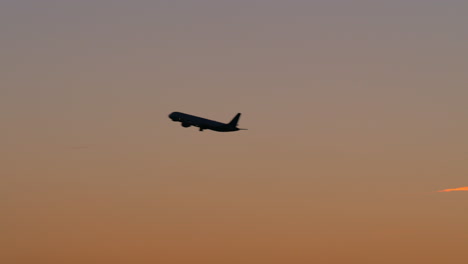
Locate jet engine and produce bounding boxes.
[181,122,191,128]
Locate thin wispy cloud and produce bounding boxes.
[437,187,468,193]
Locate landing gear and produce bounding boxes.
[199,127,204,131]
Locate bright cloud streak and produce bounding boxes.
[437,187,468,192]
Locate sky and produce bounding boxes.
[1,1,468,263]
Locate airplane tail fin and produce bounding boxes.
[228,113,241,127]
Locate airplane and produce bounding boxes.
[168,112,247,132]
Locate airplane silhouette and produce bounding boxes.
[168,112,247,132]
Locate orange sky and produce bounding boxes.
[2,1,468,263]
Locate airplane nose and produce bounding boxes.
[168,112,177,121]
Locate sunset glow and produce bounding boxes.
[2,1,468,263]
[437,187,468,193]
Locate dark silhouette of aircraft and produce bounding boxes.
[168,112,247,132]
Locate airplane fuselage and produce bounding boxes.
[168,112,244,132]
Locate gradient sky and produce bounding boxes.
[2,1,468,263]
